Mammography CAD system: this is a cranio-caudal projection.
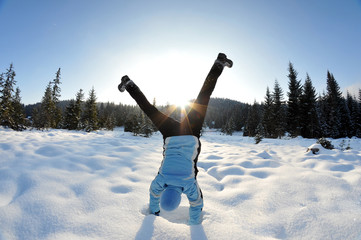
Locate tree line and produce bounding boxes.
[1,63,361,139]
[244,63,361,140]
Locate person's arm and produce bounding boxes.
[149,175,165,215]
[184,182,204,225]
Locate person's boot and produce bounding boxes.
[118,75,134,92]
[215,53,233,68]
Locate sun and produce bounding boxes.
[173,99,191,110]
[128,49,211,107]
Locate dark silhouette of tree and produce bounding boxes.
[11,60,359,138]
[262,87,273,138]
[221,116,236,135]
[203,98,248,131]
[300,74,319,138]
[63,89,84,130]
[340,92,354,138]
[0,64,26,130]
[0,64,16,128]
[324,71,343,138]
[357,89,361,137]
[255,122,265,144]
[32,68,62,129]
[272,80,285,138]
[52,68,62,128]
[98,102,116,130]
[12,87,26,130]
[83,87,99,132]
[244,100,262,137]
[286,62,302,137]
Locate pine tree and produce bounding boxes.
[346,92,357,137]
[11,87,26,130]
[98,102,116,130]
[316,93,329,137]
[52,68,62,128]
[244,100,261,137]
[104,112,116,131]
[98,102,106,128]
[254,122,265,144]
[300,74,319,138]
[83,87,99,132]
[63,99,77,130]
[272,80,285,138]
[31,107,41,129]
[74,89,84,130]
[125,111,142,135]
[286,62,302,137]
[33,69,62,129]
[63,89,84,131]
[325,71,343,138]
[52,68,61,103]
[339,97,352,138]
[356,89,361,137]
[262,87,274,138]
[221,116,236,135]
[0,64,16,128]
[39,82,56,129]
[140,112,154,137]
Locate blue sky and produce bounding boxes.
[1,0,361,106]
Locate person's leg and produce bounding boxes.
[119,76,180,137]
[182,53,232,137]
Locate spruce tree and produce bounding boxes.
[221,116,236,135]
[63,99,77,130]
[300,74,319,138]
[99,102,116,130]
[74,89,84,130]
[356,89,361,137]
[63,89,84,131]
[339,97,352,138]
[346,92,357,137]
[12,87,26,130]
[52,68,61,103]
[83,87,99,132]
[33,69,62,129]
[316,93,329,137]
[262,87,274,138]
[140,112,154,137]
[254,122,265,144]
[0,64,16,128]
[98,102,106,129]
[286,62,302,137]
[52,68,62,128]
[325,71,342,138]
[39,82,56,129]
[245,100,261,137]
[125,111,142,135]
[272,80,285,138]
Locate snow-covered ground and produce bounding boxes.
[1,128,361,240]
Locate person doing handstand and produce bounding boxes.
[118,53,233,225]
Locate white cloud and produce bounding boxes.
[344,82,361,98]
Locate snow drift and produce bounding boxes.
[1,128,361,239]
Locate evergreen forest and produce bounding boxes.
[1,63,361,139]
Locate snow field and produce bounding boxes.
[0,128,361,239]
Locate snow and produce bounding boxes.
[1,128,361,240]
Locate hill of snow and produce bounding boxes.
[1,128,361,239]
